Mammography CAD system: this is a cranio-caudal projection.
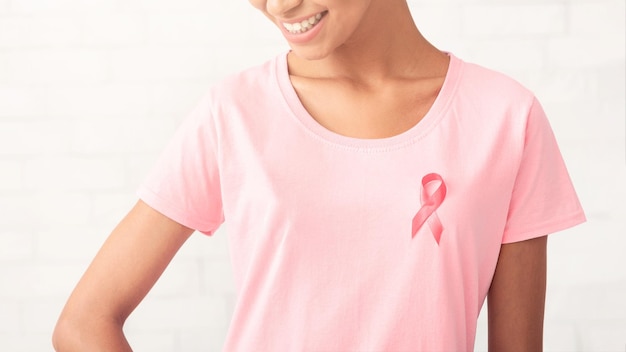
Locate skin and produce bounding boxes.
[53,201,194,351]
[488,236,547,352]
[250,0,450,139]
[53,0,547,350]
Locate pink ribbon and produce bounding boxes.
[412,173,447,243]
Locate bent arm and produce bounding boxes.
[53,200,195,351]
[488,235,547,352]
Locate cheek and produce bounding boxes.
[248,0,264,11]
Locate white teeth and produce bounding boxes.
[282,11,326,34]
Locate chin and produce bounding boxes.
[288,45,334,61]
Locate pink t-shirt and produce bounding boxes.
[138,52,586,351]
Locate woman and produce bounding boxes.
[53,0,586,350]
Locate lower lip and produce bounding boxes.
[280,13,327,45]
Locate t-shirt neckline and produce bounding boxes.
[274,51,462,151]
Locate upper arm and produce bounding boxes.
[488,235,547,352]
[54,200,194,348]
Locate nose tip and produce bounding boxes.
[266,0,304,17]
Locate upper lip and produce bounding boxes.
[279,10,327,25]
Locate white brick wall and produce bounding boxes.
[0,0,624,351]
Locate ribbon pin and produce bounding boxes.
[412,173,447,244]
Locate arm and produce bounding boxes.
[52,200,195,351]
[487,235,547,352]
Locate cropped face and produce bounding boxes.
[249,0,374,60]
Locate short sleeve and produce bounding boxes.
[137,91,224,236]
[502,97,586,243]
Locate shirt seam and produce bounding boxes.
[502,209,586,243]
[137,185,222,234]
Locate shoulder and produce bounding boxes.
[205,54,282,108]
[180,53,283,130]
[184,53,286,142]
[443,55,553,157]
[453,55,537,112]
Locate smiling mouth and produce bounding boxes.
[281,11,328,34]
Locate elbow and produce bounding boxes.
[52,312,130,352]
[52,316,78,352]
[52,314,99,351]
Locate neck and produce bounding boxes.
[288,0,446,85]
